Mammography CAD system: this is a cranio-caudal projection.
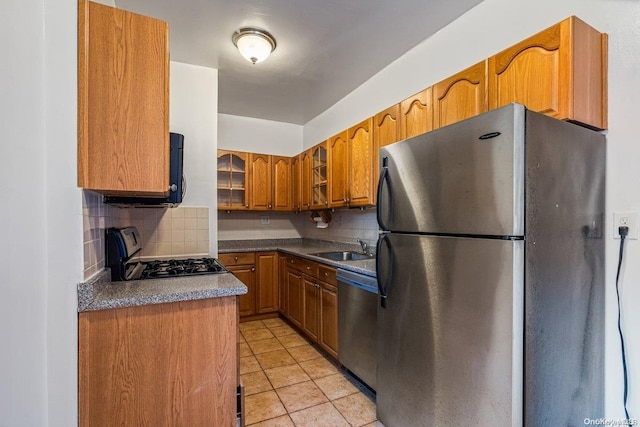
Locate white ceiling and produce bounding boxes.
[115,0,483,125]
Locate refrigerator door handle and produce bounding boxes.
[377,158,390,231]
[376,233,393,308]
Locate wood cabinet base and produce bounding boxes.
[79,297,238,426]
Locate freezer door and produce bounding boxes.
[377,103,525,236]
[376,233,524,427]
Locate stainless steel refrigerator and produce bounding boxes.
[375,103,604,427]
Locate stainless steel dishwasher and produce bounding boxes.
[337,268,377,391]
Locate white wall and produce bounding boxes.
[304,0,640,418]
[170,62,219,255]
[218,113,303,156]
[1,0,81,426]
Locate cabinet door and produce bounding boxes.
[256,252,278,314]
[328,131,349,208]
[287,268,304,328]
[217,150,249,210]
[291,155,302,212]
[374,104,401,148]
[79,298,237,427]
[278,255,288,315]
[400,87,433,140]
[348,117,376,207]
[78,1,169,196]
[310,142,329,210]
[488,16,607,130]
[433,60,488,129]
[303,277,320,342]
[300,150,313,211]
[228,265,256,317]
[249,153,272,210]
[319,282,339,360]
[272,156,292,211]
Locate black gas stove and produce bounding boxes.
[140,258,227,279]
[106,227,228,281]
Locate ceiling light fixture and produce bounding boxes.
[232,28,277,65]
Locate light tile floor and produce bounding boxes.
[240,318,383,427]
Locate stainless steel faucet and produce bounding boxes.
[357,238,369,254]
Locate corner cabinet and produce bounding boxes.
[217,150,250,210]
[488,15,607,130]
[78,0,170,196]
[79,298,238,426]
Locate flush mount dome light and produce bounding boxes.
[232,28,277,64]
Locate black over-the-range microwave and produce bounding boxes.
[104,132,185,207]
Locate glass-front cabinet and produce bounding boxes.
[217,150,249,210]
[311,141,328,209]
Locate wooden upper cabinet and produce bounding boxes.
[374,104,401,148]
[310,142,329,210]
[328,131,349,208]
[348,118,376,207]
[291,155,302,212]
[300,150,312,211]
[433,60,488,129]
[78,0,169,196]
[488,16,607,130]
[272,156,292,211]
[249,153,272,210]
[400,87,433,140]
[217,150,249,210]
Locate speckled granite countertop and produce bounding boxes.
[218,239,376,277]
[78,268,247,312]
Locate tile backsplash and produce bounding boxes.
[218,208,378,249]
[82,190,209,280]
[302,209,378,248]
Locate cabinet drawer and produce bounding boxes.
[318,265,336,285]
[288,256,319,276]
[219,252,256,266]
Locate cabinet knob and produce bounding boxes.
[268,204,272,208]
[245,204,249,208]
[234,256,238,261]
[306,266,310,270]
[324,272,329,276]
[343,198,347,203]
[251,267,255,272]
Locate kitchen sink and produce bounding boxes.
[311,251,375,261]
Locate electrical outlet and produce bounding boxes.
[614,211,638,240]
[261,215,270,225]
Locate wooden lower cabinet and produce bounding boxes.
[303,276,320,341]
[79,297,238,426]
[282,255,339,360]
[228,264,256,316]
[319,282,339,359]
[256,252,278,313]
[278,254,288,315]
[221,251,279,318]
[287,268,304,328]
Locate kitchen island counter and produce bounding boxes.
[218,238,376,277]
[78,268,247,312]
